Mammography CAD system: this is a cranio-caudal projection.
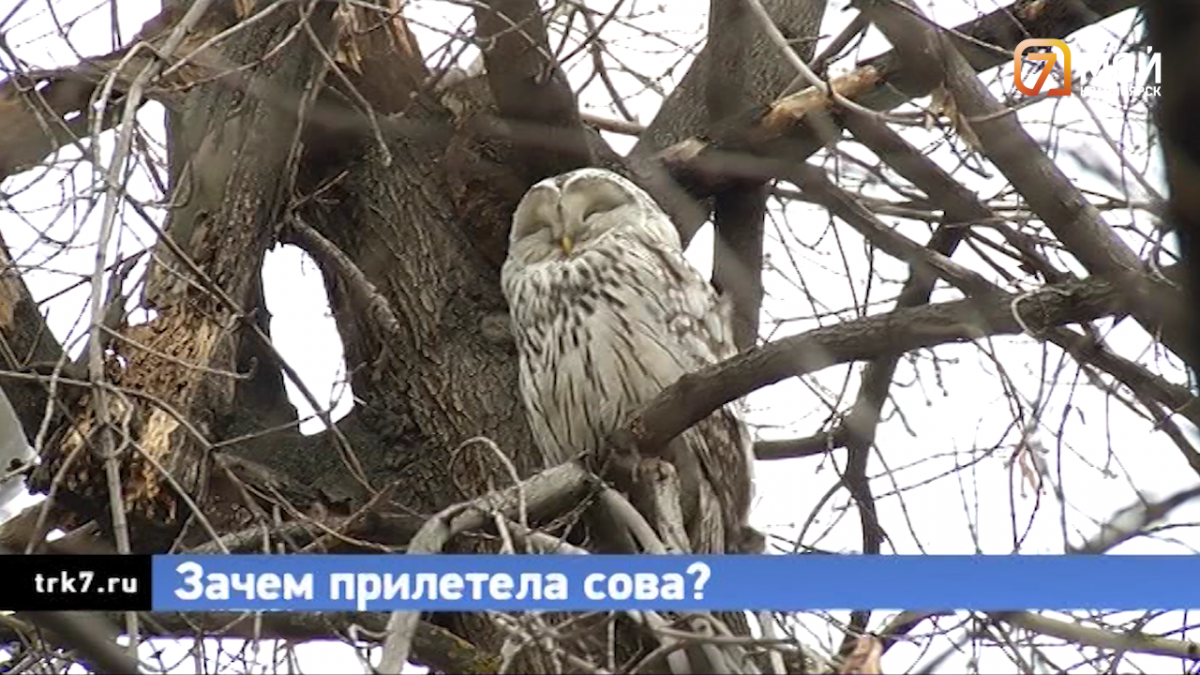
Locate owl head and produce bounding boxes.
[504,168,681,268]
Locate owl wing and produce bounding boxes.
[627,226,755,553]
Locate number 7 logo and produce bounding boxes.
[1013,39,1071,96]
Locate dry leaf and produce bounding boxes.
[930,83,982,151]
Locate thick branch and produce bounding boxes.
[840,107,1200,425]
[14,610,136,675]
[0,610,493,674]
[0,68,121,181]
[703,0,792,351]
[757,106,1199,468]
[1148,4,1200,374]
[862,0,1194,370]
[378,461,595,672]
[0,3,235,182]
[632,0,824,160]
[627,273,1135,455]
[0,231,70,441]
[711,186,767,351]
[473,0,594,181]
[992,611,1200,661]
[643,0,1138,243]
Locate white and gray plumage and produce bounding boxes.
[501,168,755,554]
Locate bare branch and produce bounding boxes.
[377,461,595,673]
[858,0,1195,370]
[14,610,137,675]
[0,3,236,181]
[473,0,594,180]
[627,272,1136,456]
[875,608,1200,664]
[287,214,408,354]
[1147,3,1200,370]
[1068,485,1200,554]
[703,0,792,352]
[757,110,1198,477]
[0,609,495,674]
[640,0,1139,242]
[992,611,1200,661]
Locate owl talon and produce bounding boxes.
[609,428,641,461]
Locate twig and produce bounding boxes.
[598,486,670,555]
[376,461,595,673]
[742,0,902,124]
[991,611,1200,661]
[87,0,217,659]
[1068,485,1200,554]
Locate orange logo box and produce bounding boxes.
[1013,39,1071,96]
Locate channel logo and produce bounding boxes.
[1013,39,1071,96]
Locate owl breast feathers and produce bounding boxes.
[501,168,756,554]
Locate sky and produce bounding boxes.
[1,0,1197,673]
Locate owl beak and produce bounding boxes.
[560,235,574,257]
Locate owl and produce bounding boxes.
[501,168,756,554]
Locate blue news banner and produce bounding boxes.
[3,554,1200,612]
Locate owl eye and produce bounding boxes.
[511,214,550,241]
[576,184,629,221]
[581,201,620,221]
[511,186,560,240]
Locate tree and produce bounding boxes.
[0,0,1196,672]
